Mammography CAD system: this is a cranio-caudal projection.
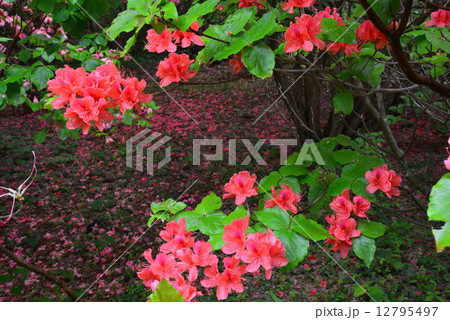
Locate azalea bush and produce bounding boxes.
[141,135,408,300]
[1,0,449,302]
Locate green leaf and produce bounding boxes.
[332,149,358,164]
[336,135,359,149]
[333,90,354,115]
[209,232,225,251]
[148,279,184,302]
[319,18,356,44]
[17,50,31,63]
[194,192,222,215]
[357,221,388,239]
[354,285,366,297]
[29,0,55,14]
[34,130,46,144]
[212,37,247,61]
[161,0,178,20]
[224,206,249,224]
[151,198,186,214]
[173,210,203,231]
[175,0,220,31]
[279,165,308,177]
[244,10,278,43]
[31,67,54,90]
[352,178,376,202]
[258,171,281,193]
[368,286,388,301]
[327,176,352,196]
[367,0,400,25]
[427,173,450,252]
[255,207,290,230]
[274,230,309,270]
[353,235,376,267]
[107,9,145,40]
[198,212,227,235]
[241,44,275,78]
[291,215,329,241]
[279,177,301,194]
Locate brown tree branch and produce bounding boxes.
[0,244,79,301]
[357,0,450,98]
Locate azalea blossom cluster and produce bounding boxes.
[47,61,153,134]
[325,189,369,258]
[137,216,288,301]
[282,3,393,56]
[222,171,302,213]
[145,22,202,87]
[425,9,450,28]
[145,22,204,54]
[365,165,402,198]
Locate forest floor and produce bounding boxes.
[0,62,449,302]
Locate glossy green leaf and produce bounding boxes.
[279,165,308,177]
[357,221,388,239]
[327,176,352,196]
[34,130,46,144]
[244,10,278,43]
[241,44,275,78]
[274,230,309,270]
[258,171,281,193]
[198,212,227,235]
[175,0,220,31]
[107,10,144,40]
[194,192,222,215]
[367,0,400,25]
[427,173,450,252]
[291,215,329,241]
[255,207,290,230]
[31,67,54,90]
[333,90,354,115]
[353,235,376,267]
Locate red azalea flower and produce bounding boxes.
[365,165,401,198]
[356,20,389,50]
[238,0,264,10]
[223,171,258,205]
[316,7,344,25]
[173,22,205,48]
[425,9,450,27]
[325,237,352,258]
[145,27,177,53]
[156,53,197,87]
[352,195,371,218]
[329,189,352,219]
[327,42,360,56]
[264,184,302,214]
[65,96,113,135]
[200,257,246,300]
[159,218,195,253]
[284,14,325,52]
[222,215,249,258]
[282,0,315,14]
[325,215,361,258]
[229,53,245,73]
